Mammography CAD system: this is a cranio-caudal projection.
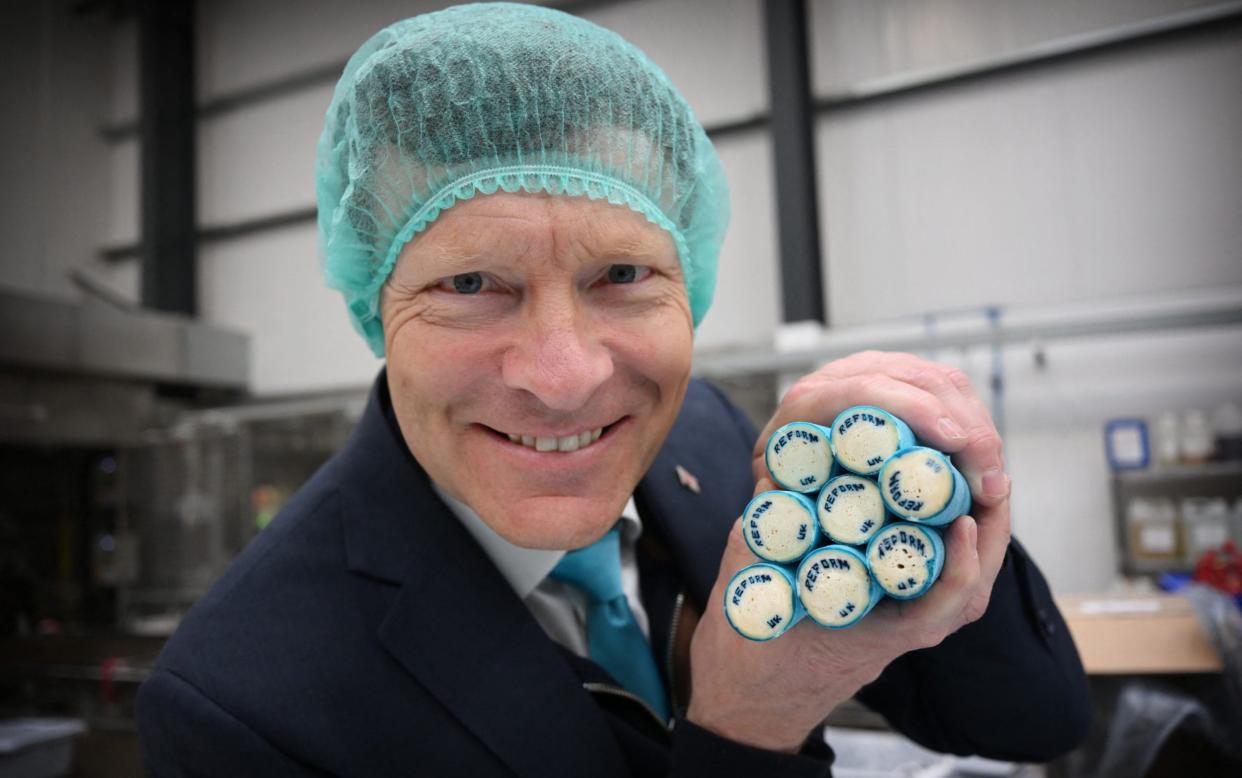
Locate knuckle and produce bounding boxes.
[962,592,991,624]
[968,426,1003,459]
[782,379,812,406]
[912,365,950,390]
[944,367,973,393]
[851,372,889,395]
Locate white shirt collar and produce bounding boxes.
[433,484,643,599]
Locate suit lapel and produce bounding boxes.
[338,373,628,778]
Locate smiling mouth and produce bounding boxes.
[486,421,621,453]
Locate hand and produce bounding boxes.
[686,351,1012,752]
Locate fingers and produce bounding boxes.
[755,352,1010,511]
[720,516,757,579]
[757,373,945,451]
[720,477,778,577]
[972,499,1012,589]
[753,475,776,497]
[821,354,1005,486]
[892,516,983,642]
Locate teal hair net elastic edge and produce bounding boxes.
[332,166,712,358]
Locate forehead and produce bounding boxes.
[399,192,678,271]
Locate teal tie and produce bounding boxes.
[551,525,670,721]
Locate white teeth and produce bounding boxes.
[508,427,606,452]
[535,436,558,452]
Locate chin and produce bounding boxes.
[477,492,629,550]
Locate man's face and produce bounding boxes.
[381,193,694,550]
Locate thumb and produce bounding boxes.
[753,475,777,497]
[719,477,778,576]
[719,515,758,583]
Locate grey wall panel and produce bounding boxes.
[195,0,450,101]
[0,1,111,299]
[197,224,380,394]
[809,0,1228,95]
[109,18,138,126]
[817,25,1242,327]
[580,0,769,126]
[197,85,333,226]
[106,139,140,248]
[696,131,781,350]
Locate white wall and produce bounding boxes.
[810,0,1228,92]
[809,0,1242,592]
[197,224,380,393]
[815,24,1242,324]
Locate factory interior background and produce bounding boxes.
[1,0,1240,775]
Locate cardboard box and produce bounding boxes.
[1056,593,1223,674]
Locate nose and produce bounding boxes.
[500,298,614,411]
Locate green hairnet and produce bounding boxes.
[316,2,729,356]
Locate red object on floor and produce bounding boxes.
[1192,540,1242,595]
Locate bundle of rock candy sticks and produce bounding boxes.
[724,406,971,641]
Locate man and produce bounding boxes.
[138,5,1091,776]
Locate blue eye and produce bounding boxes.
[607,264,638,284]
[451,272,484,294]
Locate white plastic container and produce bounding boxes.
[1181,497,1232,565]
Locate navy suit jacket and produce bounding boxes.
[137,373,1091,777]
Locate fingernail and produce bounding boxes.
[938,417,966,440]
[968,518,979,559]
[982,469,1010,500]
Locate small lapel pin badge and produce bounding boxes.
[675,464,701,494]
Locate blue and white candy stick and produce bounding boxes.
[723,563,806,641]
[743,490,820,564]
[865,522,946,599]
[816,474,887,546]
[764,421,835,493]
[829,405,916,477]
[796,545,884,629]
[877,446,970,527]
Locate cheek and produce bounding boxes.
[388,324,501,417]
[612,309,693,392]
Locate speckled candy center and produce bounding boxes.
[798,549,873,627]
[882,449,954,519]
[833,411,900,474]
[817,476,885,545]
[746,492,817,562]
[725,567,796,640]
[766,423,833,492]
[868,526,937,597]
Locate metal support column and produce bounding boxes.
[138,0,197,316]
[764,0,825,324]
